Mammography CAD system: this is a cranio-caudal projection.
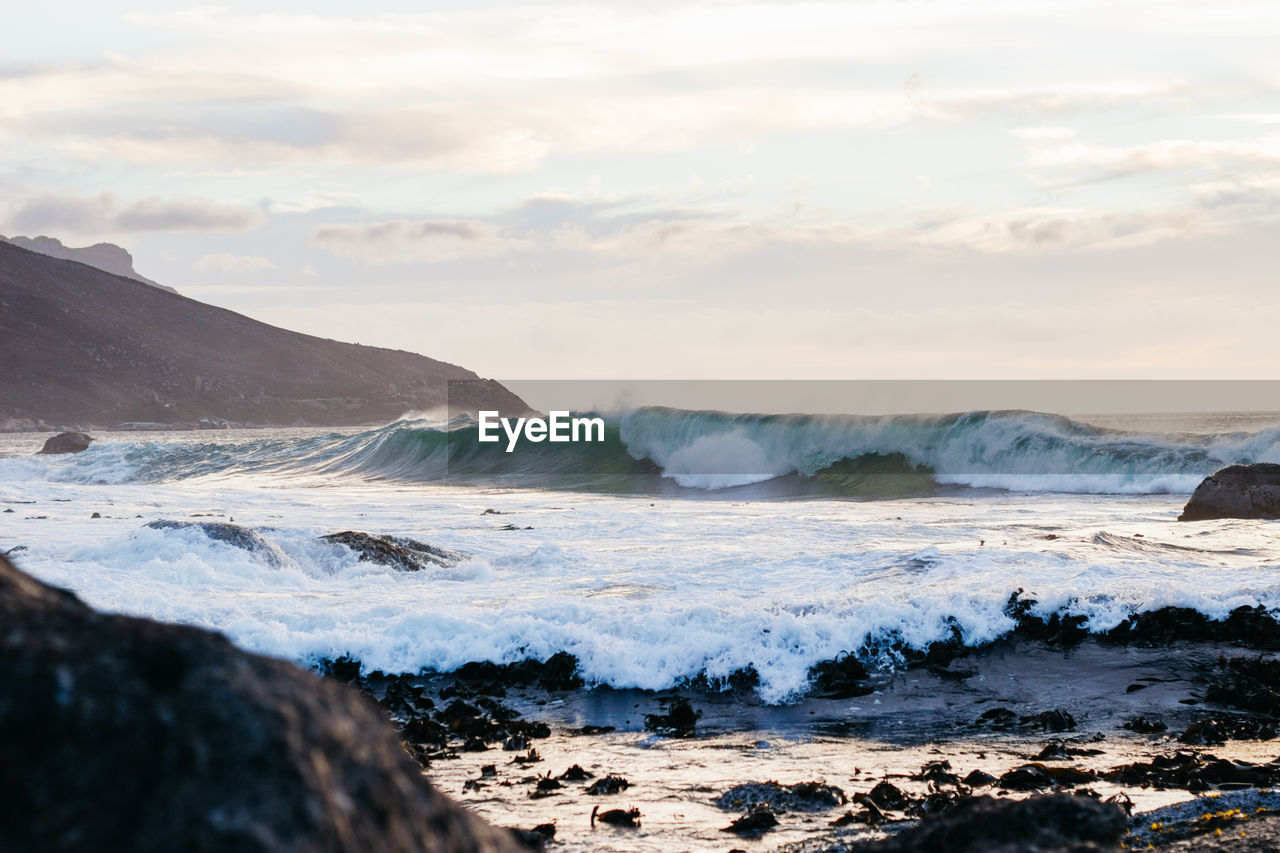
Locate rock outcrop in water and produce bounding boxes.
[36,431,94,454]
[320,531,467,570]
[0,238,528,429]
[1179,463,1280,521]
[146,520,290,569]
[0,553,522,852]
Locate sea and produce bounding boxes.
[4,406,1280,850]
[3,407,1279,704]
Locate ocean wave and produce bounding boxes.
[6,407,1280,496]
[21,519,1280,704]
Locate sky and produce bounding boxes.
[3,0,1279,380]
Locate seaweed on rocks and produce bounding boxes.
[643,697,700,736]
[841,794,1127,853]
[585,775,630,795]
[808,653,874,698]
[1203,655,1280,713]
[1123,714,1168,734]
[721,804,779,836]
[997,763,1096,791]
[1105,751,1280,791]
[591,806,641,828]
[1178,714,1279,745]
[716,780,847,812]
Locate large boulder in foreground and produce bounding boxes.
[1179,463,1280,521]
[0,554,521,853]
[36,431,93,454]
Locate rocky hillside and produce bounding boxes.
[0,240,527,429]
[0,234,176,293]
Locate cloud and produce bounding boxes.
[194,253,277,273]
[5,192,265,237]
[311,219,534,264]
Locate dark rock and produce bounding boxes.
[840,794,1126,852]
[997,764,1058,791]
[808,652,873,698]
[962,769,997,787]
[319,655,363,683]
[1204,655,1280,713]
[507,823,555,850]
[0,553,520,852]
[721,804,779,836]
[591,806,641,828]
[1178,715,1279,745]
[37,431,94,454]
[1024,709,1078,732]
[913,760,961,786]
[558,764,593,782]
[864,781,911,811]
[321,531,466,571]
[451,651,583,692]
[1105,751,1280,791]
[585,775,630,795]
[1123,714,1168,733]
[146,520,288,569]
[1179,463,1280,521]
[643,697,700,737]
[716,780,846,812]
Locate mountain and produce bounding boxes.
[0,235,177,293]
[0,240,528,430]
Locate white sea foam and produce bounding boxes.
[4,447,1279,703]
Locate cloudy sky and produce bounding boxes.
[4,1,1279,379]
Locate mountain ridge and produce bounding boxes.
[0,240,527,430]
[0,235,176,293]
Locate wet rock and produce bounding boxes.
[591,806,641,828]
[1123,714,1168,733]
[1204,655,1280,713]
[716,780,847,812]
[1178,715,1279,745]
[962,769,997,787]
[557,764,593,782]
[452,651,584,692]
[1025,709,1078,732]
[913,760,962,786]
[320,530,467,570]
[37,431,93,454]
[319,655,362,684]
[507,823,555,850]
[146,520,288,569]
[0,553,520,852]
[585,775,630,795]
[997,764,1057,791]
[1105,751,1280,791]
[863,781,911,811]
[721,804,779,836]
[529,776,562,798]
[1032,740,1103,761]
[1179,463,1280,521]
[840,794,1126,852]
[643,697,700,737]
[808,652,873,698]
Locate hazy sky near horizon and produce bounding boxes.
[3,1,1279,379]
